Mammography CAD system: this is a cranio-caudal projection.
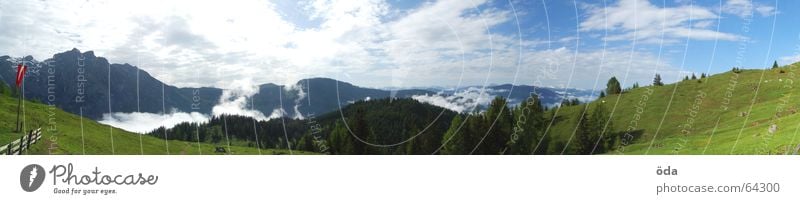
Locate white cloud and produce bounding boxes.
[723,0,776,18]
[370,0,513,86]
[581,0,742,43]
[0,0,357,87]
[754,5,776,17]
[779,54,800,65]
[0,0,685,91]
[98,111,209,134]
[0,0,526,88]
[211,79,269,120]
[268,108,288,119]
[443,43,684,92]
[412,87,495,113]
[292,86,307,120]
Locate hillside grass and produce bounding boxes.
[546,63,800,154]
[0,93,312,155]
[7,63,799,155]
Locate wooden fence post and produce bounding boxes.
[17,133,25,155]
[26,130,33,154]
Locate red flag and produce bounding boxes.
[15,63,26,87]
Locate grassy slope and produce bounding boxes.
[7,64,797,155]
[547,63,800,155]
[0,93,309,155]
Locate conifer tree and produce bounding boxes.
[570,98,581,106]
[560,98,571,107]
[506,96,545,154]
[350,108,370,154]
[441,115,465,154]
[568,104,590,154]
[606,77,622,95]
[654,74,664,86]
[589,103,613,154]
[328,121,354,154]
[477,97,513,154]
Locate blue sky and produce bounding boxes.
[1,0,799,90]
[510,0,800,88]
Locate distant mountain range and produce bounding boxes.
[0,49,598,120]
[0,49,220,119]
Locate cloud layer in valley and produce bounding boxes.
[101,79,277,133]
[98,111,209,134]
[211,79,270,121]
[412,87,495,113]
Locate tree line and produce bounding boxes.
[148,95,623,155]
[152,70,708,155]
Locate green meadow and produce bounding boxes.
[5,63,800,155]
[546,63,800,155]
[0,92,310,155]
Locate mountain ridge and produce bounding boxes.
[1,49,597,121]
